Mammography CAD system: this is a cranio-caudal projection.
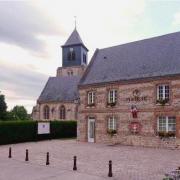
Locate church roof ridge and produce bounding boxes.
[99,31,180,51]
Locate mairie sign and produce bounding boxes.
[125,89,148,102]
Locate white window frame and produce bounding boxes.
[157,85,170,100]
[88,91,95,105]
[108,89,117,103]
[157,116,176,132]
[108,116,117,130]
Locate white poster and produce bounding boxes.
[38,122,50,134]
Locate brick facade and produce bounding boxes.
[78,76,180,148]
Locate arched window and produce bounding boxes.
[43,105,50,119]
[59,105,66,120]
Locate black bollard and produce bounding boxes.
[25,149,29,161]
[8,147,12,158]
[73,156,77,171]
[108,160,113,177]
[46,152,50,165]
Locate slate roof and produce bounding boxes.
[80,32,180,86]
[38,76,81,103]
[63,28,87,49]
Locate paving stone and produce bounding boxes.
[0,139,179,180]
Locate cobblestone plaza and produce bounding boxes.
[0,140,179,180]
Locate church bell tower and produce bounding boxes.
[56,28,88,77]
[62,28,88,67]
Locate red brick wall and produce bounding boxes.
[78,77,180,148]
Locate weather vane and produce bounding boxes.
[74,16,77,29]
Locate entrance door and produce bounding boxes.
[88,117,95,142]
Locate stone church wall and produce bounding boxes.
[37,102,78,121]
[56,65,86,77]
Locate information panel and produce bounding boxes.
[38,122,50,134]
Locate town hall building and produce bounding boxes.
[33,29,180,148]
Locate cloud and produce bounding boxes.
[172,11,180,26]
[0,1,64,55]
[0,62,48,112]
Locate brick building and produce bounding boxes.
[78,32,180,148]
[33,28,180,148]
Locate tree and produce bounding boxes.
[6,111,19,121]
[11,105,29,120]
[0,92,7,120]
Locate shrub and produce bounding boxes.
[0,120,77,145]
[51,121,77,139]
[0,121,37,145]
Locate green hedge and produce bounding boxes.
[0,120,77,145]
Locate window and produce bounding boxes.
[72,51,76,60]
[108,116,117,130]
[158,116,176,132]
[67,71,73,76]
[108,89,117,104]
[87,91,95,105]
[68,48,76,61]
[59,105,66,119]
[83,54,87,64]
[157,85,169,100]
[43,105,50,119]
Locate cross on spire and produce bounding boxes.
[74,16,77,29]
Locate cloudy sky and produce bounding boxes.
[0,0,180,113]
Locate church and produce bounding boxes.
[33,28,180,148]
[32,28,88,121]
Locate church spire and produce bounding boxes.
[74,16,77,30]
[62,28,88,51]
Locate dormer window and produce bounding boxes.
[68,48,76,60]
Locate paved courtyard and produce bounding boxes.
[0,139,179,180]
